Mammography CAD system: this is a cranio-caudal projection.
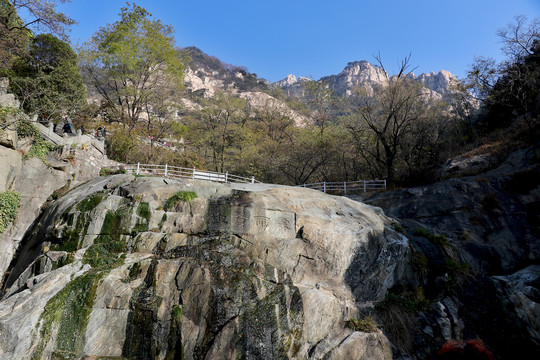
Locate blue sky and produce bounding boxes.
[56,0,540,82]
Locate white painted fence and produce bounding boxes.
[300,180,386,194]
[109,163,259,184]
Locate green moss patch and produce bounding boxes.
[136,202,151,221]
[414,227,449,246]
[164,191,197,211]
[51,213,90,252]
[134,202,151,232]
[0,190,20,235]
[99,167,127,176]
[101,208,132,239]
[77,194,105,212]
[32,271,105,359]
[172,305,183,323]
[83,235,127,269]
[345,316,378,333]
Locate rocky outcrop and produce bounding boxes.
[184,67,228,98]
[276,61,461,101]
[366,143,540,358]
[415,70,457,99]
[0,143,120,285]
[274,74,312,97]
[0,78,19,108]
[238,91,308,126]
[0,175,408,359]
[0,146,72,283]
[320,61,388,97]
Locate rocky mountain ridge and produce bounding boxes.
[276,60,460,100]
[181,47,461,103]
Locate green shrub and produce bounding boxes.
[99,167,127,176]
[391,221,404,233]
[414,227,449,246]
[345,316,378,333]
[15,118,38,139]
[0,106,22,124]
[411,252,428,275]
[164,191,198,211]
[0,191,20,234]
[443,258,471,291]
[23,134,56,160]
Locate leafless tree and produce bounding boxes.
[348,55,446,183]
[497,15,540,61]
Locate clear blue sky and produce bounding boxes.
[57,0,540,82]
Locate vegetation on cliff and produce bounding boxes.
[0,190,20,234]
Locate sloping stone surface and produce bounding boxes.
[0,176,406,359]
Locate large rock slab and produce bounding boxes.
[0,175,409,359]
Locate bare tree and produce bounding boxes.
[497,15,540,61]
[348,55,441,183]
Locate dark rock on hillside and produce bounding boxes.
[366,142,540,359]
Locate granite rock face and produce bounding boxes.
[0,175,407,359]
[0,144,120,285]
[320,61,388,97]
[276,61,461,101]
[366,143,540,358]
[274,74,312,97]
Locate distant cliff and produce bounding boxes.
[276,60,460,101]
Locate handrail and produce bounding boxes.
[104,163,261,184]
[299,180,386,194]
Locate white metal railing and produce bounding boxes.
[300,180,386,194]
[106,163,260,184]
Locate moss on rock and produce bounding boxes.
[32,271,106,359]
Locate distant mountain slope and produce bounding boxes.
[180,47,269,97]
[179,47,307,124]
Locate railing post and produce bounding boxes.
[193,167,195,179]
[323,181,326,193]
[164,164,168,177]
[344,181,347,195]
[364,180,367,193]
[136,163,140,175]
[251,176,255,184]
[384,179,387,190]
[225,172,228,184]
[303,184,306,188]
